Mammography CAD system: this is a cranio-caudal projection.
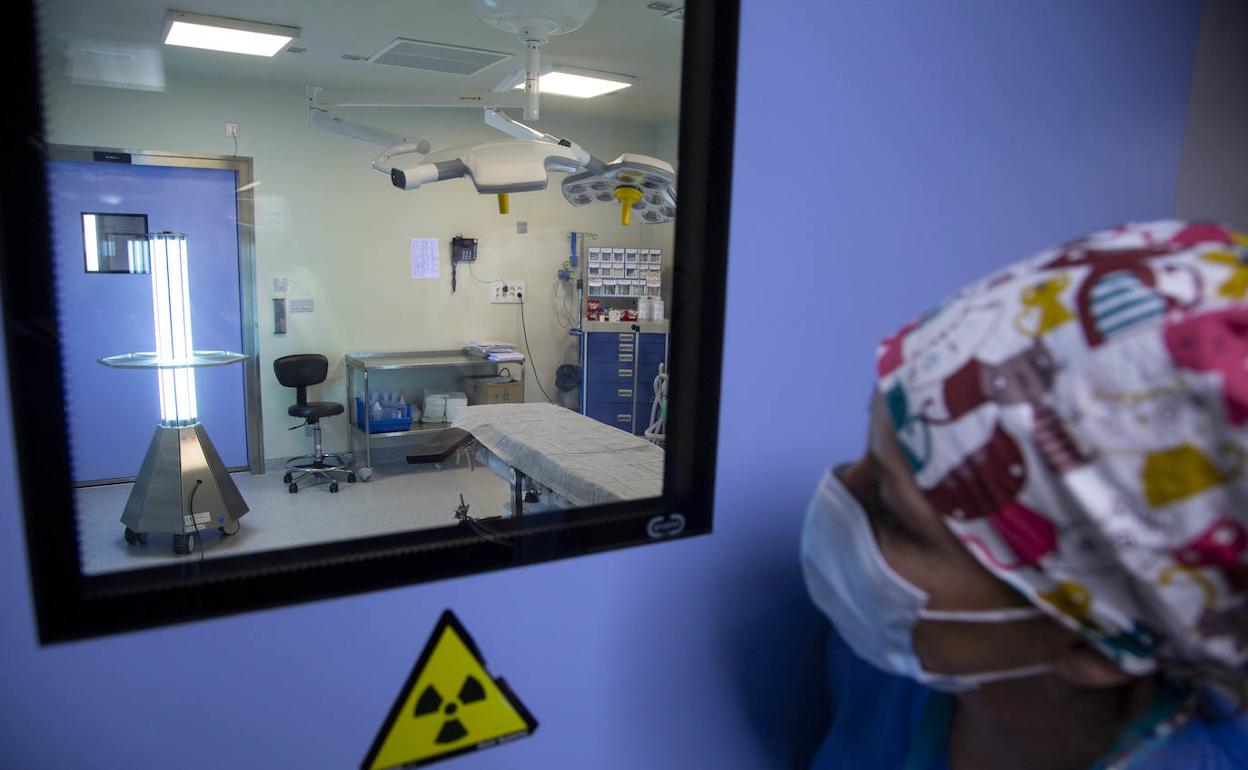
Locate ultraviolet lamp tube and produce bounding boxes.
[148,232,198,426]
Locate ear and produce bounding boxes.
[1052,643,1134,688]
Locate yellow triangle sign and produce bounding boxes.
[362,610,538,770]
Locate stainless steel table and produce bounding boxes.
[344,350,525,480]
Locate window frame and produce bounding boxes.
[3,0,740,642]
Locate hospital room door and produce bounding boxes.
[47,149,261,483]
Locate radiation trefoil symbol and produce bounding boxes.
[413,674,488,743]
[363,611,538,770]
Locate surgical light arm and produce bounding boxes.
[308,86,595,172]
[312,89,528,110]
[483,108,595,170]
[308,87,432,177]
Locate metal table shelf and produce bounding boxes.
[344,350,525,479]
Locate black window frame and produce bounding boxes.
[3,0,740,642]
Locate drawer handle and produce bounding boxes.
[616,414,631,423]
[617,388,633,398]
[618,368,633,377]
[618,354,634,363]
[618,334,632,342]
[618,344,635,353]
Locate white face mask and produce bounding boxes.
[800,468,1055,693]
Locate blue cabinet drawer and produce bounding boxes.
[634,402,655,435]
[598,384,636,401]
[638,333,667,353]
[586,347,636,364]
[581,384,634,406]
[586,343,635,358]
[584,364,636,384]
[586,402,635,429]
[633,364,663,386]
[586,332,635,348]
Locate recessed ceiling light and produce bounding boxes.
[513,68,632,99]
[162,11,299,57]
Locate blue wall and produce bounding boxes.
[0,2,1200,768]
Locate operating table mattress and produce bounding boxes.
[454,403,664,506]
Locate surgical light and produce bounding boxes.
[514,70,631,98]
[148,232,197,425]
[162,11,299,57]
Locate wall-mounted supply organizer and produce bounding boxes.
[585,247,662,298]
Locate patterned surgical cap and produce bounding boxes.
[877,220,1248,677]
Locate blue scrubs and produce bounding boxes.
[811,630,1248,770]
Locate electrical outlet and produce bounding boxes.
[489,281,526,304]
[289,298,314,313]
[225,122,240,137]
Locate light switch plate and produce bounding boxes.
[289,298,314,313]
[516,221,527,234]
[272,276,288,294]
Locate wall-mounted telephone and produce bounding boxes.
[451,235,477,294]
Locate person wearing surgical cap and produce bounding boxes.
[802,221,1248,770]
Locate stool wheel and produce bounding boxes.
[282,471,293,484]
[347,472,357,483]
[288,482,298,494]
[329,483,339,493]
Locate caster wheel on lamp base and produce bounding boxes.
[172,533,196,555]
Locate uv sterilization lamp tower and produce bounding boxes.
[98,232,248,555]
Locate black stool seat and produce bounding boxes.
[288,401,344,420]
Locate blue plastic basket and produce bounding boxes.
[355,398,413,434]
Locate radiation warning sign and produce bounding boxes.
[362,610,538,770]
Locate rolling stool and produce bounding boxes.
[274,354,355,493]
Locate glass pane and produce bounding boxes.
[81,213,149,273]
[36,0,685,577]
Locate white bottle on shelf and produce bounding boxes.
[651,296,665,322]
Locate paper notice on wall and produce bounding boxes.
[411,238,440,280]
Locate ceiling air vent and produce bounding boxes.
[367,39,511,76]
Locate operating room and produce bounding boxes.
[37,0,683,573]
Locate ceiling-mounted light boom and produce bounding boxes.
[468,0,601,118]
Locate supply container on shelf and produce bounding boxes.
[355,398,414,433]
